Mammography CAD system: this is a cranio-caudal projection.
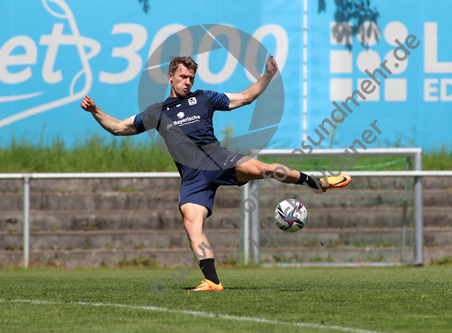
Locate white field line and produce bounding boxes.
[0,298,385,333]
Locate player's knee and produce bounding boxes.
[183,218,202,236]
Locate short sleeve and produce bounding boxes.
[202,90,231,111]
[131,103,162,134]
[130,114,146,134]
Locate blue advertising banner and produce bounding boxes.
[0,0,300,149]
[0,0,451,151]
[309,0,452,151]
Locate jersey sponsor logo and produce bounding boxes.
[177,112,184,119]
[188,97,197,106]
[173,115,201,126]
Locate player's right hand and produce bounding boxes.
[80,95,97,113]
[265,54,278,77]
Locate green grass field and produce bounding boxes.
[1,267,451,333]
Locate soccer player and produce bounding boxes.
[80,55,351,291]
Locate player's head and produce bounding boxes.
[168,56,198,98]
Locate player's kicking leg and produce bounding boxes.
[235,157,351,192]
[180,203,224,291]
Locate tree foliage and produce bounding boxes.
[318,0,380,48]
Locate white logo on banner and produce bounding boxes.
[0,0,100,128]
[329,21,408,102]
[0,0,290,127]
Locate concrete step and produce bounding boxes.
[1,245,450,268]
[261,246,409,263]
[0,208,233,231]
[259,188,452,208]
[0,191,179,211]
[0,178,182,193]
[260,245,452,266]
[255,207,452,228]
[1,188,450,212]
[0,247,239,269]
[0,209,183,232]
[0,186,240,211]
[1,206,451,232]
[261,227,452,247]
[2,228,451,253]
[0,229,239,251]
[2,176,451,193]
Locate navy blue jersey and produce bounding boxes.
[132,90,233,177]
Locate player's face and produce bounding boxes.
[169,64,195,98]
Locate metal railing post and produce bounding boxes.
[250,179,260,265]
[401,158,409,262]
[242,182,250,265]
[413,151,423,265]
[23,175,30,268]
[302,0,309,142]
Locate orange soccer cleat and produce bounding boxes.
[319,174,352,192]
[190,279,224,291]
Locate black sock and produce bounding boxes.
[199,258,220,284]
[296,172,322,191]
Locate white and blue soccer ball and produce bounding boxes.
[274,199,307,233]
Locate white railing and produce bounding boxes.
[0,172,180,268]
[242,148,452,267]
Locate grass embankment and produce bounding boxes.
[0,136,177,173]
[0,136,451,172]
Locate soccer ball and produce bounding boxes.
[274,199,307,233]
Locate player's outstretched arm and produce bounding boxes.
[228,54,278,110]
[80,95,137,136]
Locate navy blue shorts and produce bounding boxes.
[179,152,249,217]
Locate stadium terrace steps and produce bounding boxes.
[0,229,240,251]
[1,188,452,211]
[0,191,181,211]
[1,207,451,232]
[0,178,182,193]
[1,177,451,267]
[1,228,451,252]
[259,245,452,265]
[1,176,452,193]
[0,248,239,269]
[0,245,450,268]
[259,207,452,228]
[260,227,452,247]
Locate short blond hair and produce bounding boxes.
[168,56,198,75]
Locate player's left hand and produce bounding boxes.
[265,55,278,76]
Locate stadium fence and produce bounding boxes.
[241,148,452,267]
[2,148,452,268]
[0,172,180,268]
